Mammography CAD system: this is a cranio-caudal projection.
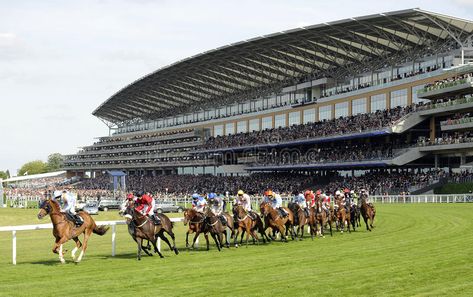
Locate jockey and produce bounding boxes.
[293,191,309,217]
[360,189,374,207]
[321,193,331,215]
[208,192,227,225]
[344,188,353,209]
[268,190,288,218]
[351,190,359,206]
[136,191,160,225]
[305,190,316,208]
[263,190,273,204]
[191,193,207,213]
[236,190,257,220]
[56,190,83,226]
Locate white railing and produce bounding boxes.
[371,194,473,203]
[0,218,184,265]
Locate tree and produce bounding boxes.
[0,171,8,180]
[5,169,10,178]
[46,153,64,172]
[18,160,47,176]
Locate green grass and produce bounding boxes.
[0,205,472,297]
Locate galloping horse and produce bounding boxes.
[37,198,109,263]
[183,208,210,250]
[360,195,376,231]
[121,204,178,260]
[288,202,309,240]
[259,202,295,241]
[334,199,354,233]
[203,208,227,251]
[233,205,269,247]
[310,200,332,238]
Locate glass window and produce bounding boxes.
[236,121,248,133]
[319,105,332,121]
[275,114,287,128]
[390,89,408,108]
[352,98,367,115]
[335,102,349,118]
[198,111,204,121]
[254,99,263,111]
[412,85,430,104]
[214,125,224,137]
[288,111,301,126]
[262,116,273,130]
[268,97,276,108]
[230,104,238,115]
[225,122,235,135]
[249,119,260,132]
[371,94,387,112]
[303,108,316,124]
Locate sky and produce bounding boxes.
[1,0,473,175]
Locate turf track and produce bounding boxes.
[0,204,472,297]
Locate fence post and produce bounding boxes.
[111,224,116,257]
[12,230,16,265]
[447,196,449,203]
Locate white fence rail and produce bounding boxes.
[371,194,473,203]
[0,218,184,265]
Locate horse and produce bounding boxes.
[287,202,309,240]
[202,208,227,251]
[259,202,295,241]
[122,205,178,260]
[312,200,333,238]
[233,205,269,247]
[37,198,109,263]
[183,208,211,250]
[360,195,376,231]
[334,199,355,233]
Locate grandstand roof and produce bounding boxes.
[93,8,473,124]
[2,171,66,183]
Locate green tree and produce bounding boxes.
[46,153,64,172]
[0,171,8,179]
[5,169,10,178]
[18,160,47,176]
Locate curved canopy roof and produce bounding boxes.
[93,8,473,124]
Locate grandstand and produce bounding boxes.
[64,9,473,194]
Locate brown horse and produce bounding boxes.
[233,205,269,247]
[312,200,333,238]
[288,202,309,240]
[183,208,211,250]
[259,202,295,241]
[334,199,354,233]
[37,198,109,263]
[122,206,178,260]
[360,195,376,231]
[203,208,227,251]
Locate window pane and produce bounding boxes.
[214,125,224,137]
[335,102,349,118]
[303,108,316,124]
[390,89,408,108]
[288,111,301,126]
[236,121,247,133]
[352,98,367,115]
[370,94,386,112]
[225,122,235,135]
[262,116,273,130]
[249,119,260,132]
[319,105,332,121]
[275,114,287,128]
[412,85,430,104]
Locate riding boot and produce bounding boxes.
[74,215,83,227]
[304,208,309,218]
[219,215,227,225]
[153,214,161,225]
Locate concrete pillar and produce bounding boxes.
[434,155,439,168]
[461,154,466,165]
[430,116,436,143]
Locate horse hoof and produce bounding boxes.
[160,255,164,258]
[234,244,239,248]
[174,248,179,255]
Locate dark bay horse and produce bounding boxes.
[360,196,376,231]
[183,208,210,250]
[311,200,333,238]
[123,206,178,260]
[37,198,109,263]
[259,202,295,241]
[203,208,227,251]
[233,205,269,247]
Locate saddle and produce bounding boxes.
[277,208,288,218]
[65,212,83,227]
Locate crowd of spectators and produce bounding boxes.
[419,71,473,94]
[204,106,413,150]
[97,129,195,145]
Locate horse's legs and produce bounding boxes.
[76,230,92,263]
[245,226,250,247]
[234,226,241,247]
[52,237,68,264]
[136,237,143,260]
[165,229,179,254]
[191,231,199,249]
[71,237,82,260]
[158,231,173,252]
[204,233,210,251]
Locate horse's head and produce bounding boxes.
[183,208,194,226]
[119,200,134,217]
[259,202,270,216]
[37,199,52,219]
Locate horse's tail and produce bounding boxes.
[93,224,109,236]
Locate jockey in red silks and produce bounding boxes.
[135,191,160,225]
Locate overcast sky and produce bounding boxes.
[1,0,473,175]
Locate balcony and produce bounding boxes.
[417,77,473,100]
[441,117,473,131]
